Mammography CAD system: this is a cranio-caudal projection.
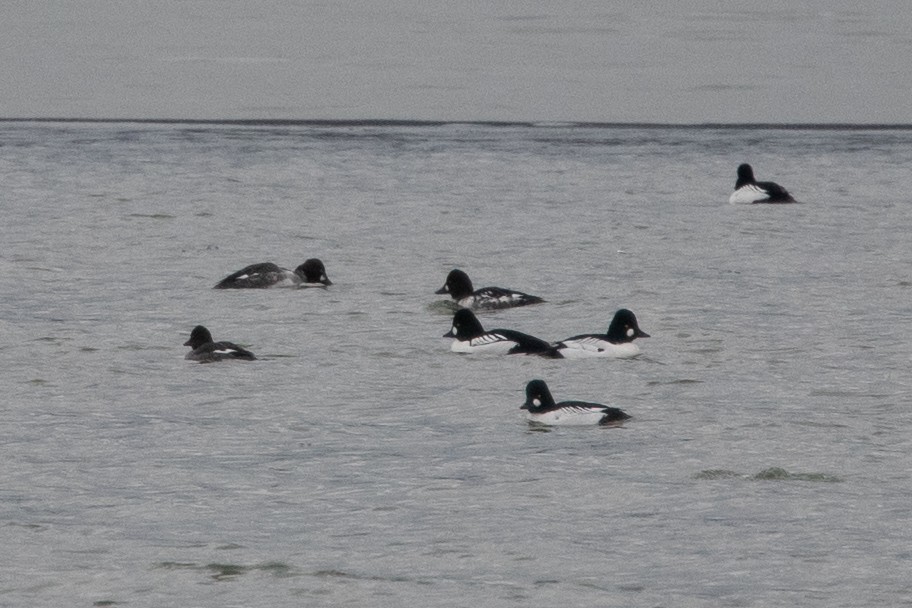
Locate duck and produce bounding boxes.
[214,258,332,289]
[521,379,630,426]
[183,325,257,362]
[443,309,558,356]
[435,269,544,310]
[553,309,649,359]
[728,163,796,204]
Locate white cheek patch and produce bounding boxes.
[451,326,458,336]
[627,328,635,338]
[533,398,541,407]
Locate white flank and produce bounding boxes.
[273,276,299,288]
[466,290,529,309]
[729,184,768,204]
[450,333,515,354]
[527,405,607,426]
[271,269,299,287]
[557,337,641,359]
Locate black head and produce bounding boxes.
[297,258,332,285]
[735,163,756,187]
[443,308,486,339]
[435,268,473,299]
[522,379,556,411]
[184,325,213,349]
[606,309,649,343]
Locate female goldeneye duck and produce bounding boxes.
[521,379,630,426]
[554,308,649,359]
[435,269,544,310]
[214,258,332,289]
[729,163,796,204]
[183,325,256,363]
[443,308,558,357]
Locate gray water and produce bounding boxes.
[2,121,911,607]
[4,3,912,123]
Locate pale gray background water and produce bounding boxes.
[1,122,911,606]
[3,2,912,122]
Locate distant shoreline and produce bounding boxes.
[2,118,911,130]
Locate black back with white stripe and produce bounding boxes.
[443,309,558,357]
[521,379,630,425]
[436,268,544,310]
[183,325,257,362]
[558,308,650,345]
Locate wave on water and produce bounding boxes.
[694,468,843,482]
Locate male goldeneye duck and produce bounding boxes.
[443,308,558,357]
[293,258,333,288]
[435,269,544,310]
[728,163,796,204]
[554,308,649,359]
[214,258,332,289]
[521,379,630,426]
[183,325,257,363]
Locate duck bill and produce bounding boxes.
[637,329,650,338]
[434,285,448,295]
[443,329,456,338]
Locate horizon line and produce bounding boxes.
[1,117,911,130]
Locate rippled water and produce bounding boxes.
[2,121,912,606]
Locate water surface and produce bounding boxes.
[1,122,911,606]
